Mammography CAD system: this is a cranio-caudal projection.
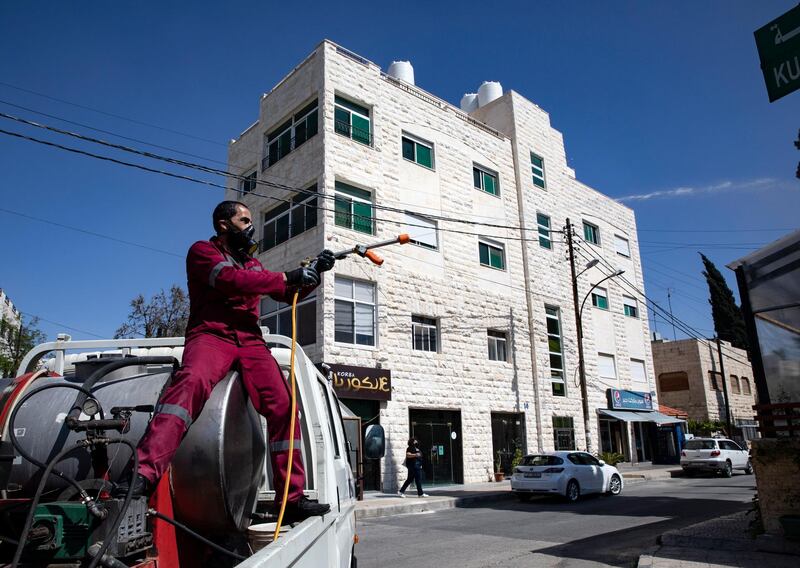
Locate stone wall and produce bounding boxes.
[751,438,800,535]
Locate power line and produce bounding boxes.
[0,207,183,258]
[0,123,545,245]
[571,238,752,367]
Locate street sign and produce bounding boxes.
[754,5,800,102]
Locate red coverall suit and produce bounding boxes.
[136,236,312,505]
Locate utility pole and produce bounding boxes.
[666,289,677,340]
[716,337,733,434]
[566,219,593,454]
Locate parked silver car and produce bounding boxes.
[680,437,753,477]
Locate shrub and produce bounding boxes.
[600,451,625,466]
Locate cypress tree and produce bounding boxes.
[699,253,749,351]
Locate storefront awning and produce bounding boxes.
[599,409,685,424]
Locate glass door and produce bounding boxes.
[411,421,454,485]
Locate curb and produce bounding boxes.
[355,491,515,520]
[636,554,653,568]
[658,533,754,552]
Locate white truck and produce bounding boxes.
[0,331,382,567]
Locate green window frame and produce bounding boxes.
[473,165,498,196]
[591,287,609,310]
[546,305,566,397]
[623,296,638,318]
[262,187,318,252]
[531,152,546,188]
[536,213,552,249]
[583,221,600,245]
[335,181,374,235]
[478,239,505,270]
[334,96,371,145]
[263,99,319,169]
[401,134,434,169]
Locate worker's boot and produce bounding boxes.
[278,496,330,523]
[112,472,153,499]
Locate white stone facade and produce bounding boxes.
[226,41,654,489]
[0,289,21,358]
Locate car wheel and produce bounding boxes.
[744,460,754,475]
[516,493,531,502]
[608,474,622,496]
[565,480,580,503]
[722,461,733,478]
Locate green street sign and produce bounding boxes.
[754,4,800,102]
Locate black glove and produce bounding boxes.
[285,266,320,287]
[315,249,336,273]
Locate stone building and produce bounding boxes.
[652,338,758,438]
[225,40,656,490]
[0,288,21,359]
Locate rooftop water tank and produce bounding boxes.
[460,93,478,113]
[477,81,503,107]
[387,61,415,85]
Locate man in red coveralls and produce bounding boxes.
[115,200,333,521]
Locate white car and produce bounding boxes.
[680,437,753,477]
[510,451,624,503]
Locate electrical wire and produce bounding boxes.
[0,112,543,239]
[147,510,246,561]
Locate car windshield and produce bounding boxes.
[522,455,564,466]
[685,440,716,450]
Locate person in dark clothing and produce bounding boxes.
[397,437,429,498]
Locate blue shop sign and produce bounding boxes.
[607,389,653,410]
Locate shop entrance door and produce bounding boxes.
[409,409,463,485]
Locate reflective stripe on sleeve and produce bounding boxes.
[155,403,193,429]
[269,439,302,452]
[209,261,233,287]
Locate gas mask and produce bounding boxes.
[227,224,258,258]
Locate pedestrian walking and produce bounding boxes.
[398,437,429,498]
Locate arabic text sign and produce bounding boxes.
[754,5,800,102]
[607,389,653,411]
[326,363,392,401]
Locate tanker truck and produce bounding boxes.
[0,330,382,567]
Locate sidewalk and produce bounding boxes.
[356,462,678,520]
[637,510,800,567]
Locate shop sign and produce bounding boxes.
[607,389,653,411]
[324,363,391,401]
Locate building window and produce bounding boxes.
[553,416,575,451]
[731,375,741,395]
[537,213,552,249]
[262,99,319,169]
[412,315,438,352]
[334,277,376,346]
[403,211,438,250]
[630,359,647,385]
[335,181,374,235]
[546,306,566,397]
[260,293,316,346]
[583,221,600,245]
[261,188,318,252]
[623,295,638,318]
[334,96,371,145]
[473,165,499,196]
[239,171,257,194]
[488,329,508,361]
[598,353,617,383]
[591,287,609,310]
[615,235,631,257]
[402,134,434,169]
[659,371,689,392]
[741,377,752,395]
[478,238,505,270]
[709,371,722,391]
[531,152,546,188]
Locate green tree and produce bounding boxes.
[115,285,189,339]
[699,253,749,351]
[0,316,47,378]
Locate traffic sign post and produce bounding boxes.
[754,4,800,102]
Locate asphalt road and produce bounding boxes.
[355,473,757,568]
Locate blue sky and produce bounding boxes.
[0,1,798,343]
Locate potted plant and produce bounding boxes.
[494,450,505,481]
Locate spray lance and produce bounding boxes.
[273,233,410,540]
